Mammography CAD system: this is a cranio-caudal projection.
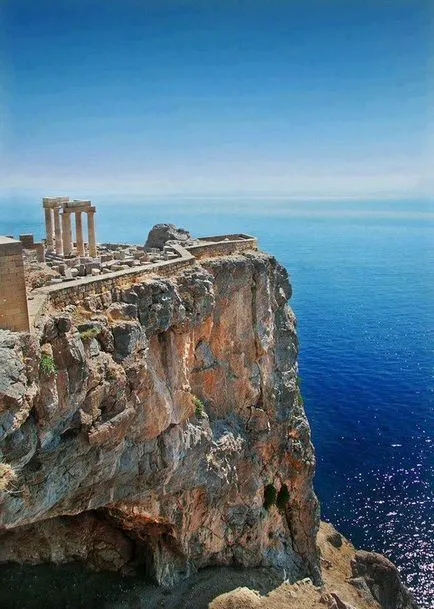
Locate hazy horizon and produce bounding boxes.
[1,0,431,199]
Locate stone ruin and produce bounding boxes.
[1,200,200,304]
[43,197,97,258]
[0,199,257,333]
[37,197,97,283]
[40,202,194,285]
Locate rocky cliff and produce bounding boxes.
[0,249,319,587]
[0,244,418,609]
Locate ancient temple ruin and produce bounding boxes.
[43,197,97,258]
[0,200,257,333]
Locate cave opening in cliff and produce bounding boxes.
[98,508,187,585]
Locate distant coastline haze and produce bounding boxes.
[0,0,431,198]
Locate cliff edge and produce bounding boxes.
[0,237,417,608]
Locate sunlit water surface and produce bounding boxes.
[1,196,433,607]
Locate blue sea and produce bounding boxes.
[1,196,433,607]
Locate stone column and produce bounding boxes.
[62,211,73,257]
[53,206,63,256]
[87,208,97,257]
[75,211,85,256]
[44,207,54,251]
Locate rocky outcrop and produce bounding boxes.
[350,551,418,609]
[0,249,320,587]
[0,512,134,572]
[144,223,194,249]
[209,522,418,609]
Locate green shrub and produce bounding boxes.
[39,353,56,375]
[192,395,205,417]
[79,327,100,340]
[296,375,302,387]
[263,484,277,510]
[297,387,304,407]
[276,484,290,510]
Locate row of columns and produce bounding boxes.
[43,197,97,258]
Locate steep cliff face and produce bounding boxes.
[0,251,320,586]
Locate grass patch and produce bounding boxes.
[79,327,101,340]
[39,353,56,375]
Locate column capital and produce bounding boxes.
[43,196,69,209]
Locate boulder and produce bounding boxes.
[351,550,418,609]
[145,223,192,250]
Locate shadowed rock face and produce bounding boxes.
[0,250,320,587]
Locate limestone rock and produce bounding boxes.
[145,223,193,249]
[327,530,343,549]
[209,587,261,608]
[0,330,38,442]
[112,321,147,361]
[351,551,418,609]
[0,513,134,572]
[0,251,320,586]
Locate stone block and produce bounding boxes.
[0,237,29,332]
[19,234,34,247]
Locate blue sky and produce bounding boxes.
[0,0,431,198]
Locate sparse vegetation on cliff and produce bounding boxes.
[79,327,101,340]
[39,353,56,375]
[192,395,206,417]
[263,484,277,510]
[296,375,305,406]
[276,484,290,510]
[263,483,290,511]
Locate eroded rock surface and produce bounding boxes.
[350,551,419,609]
[209,522,418,609]
[0,251,319,587]
[144,223,194,249]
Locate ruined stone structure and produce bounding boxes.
[43,197,97,258]
[1,201,257,334]
[18,234,45,263]
[0,237,29,332]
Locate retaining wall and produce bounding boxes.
[185,234,257,260]
[28,235,258,327]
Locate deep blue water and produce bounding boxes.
[1,196,433,606]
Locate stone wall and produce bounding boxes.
[186,235,257,260]
[27,236,258,327]
[29,245,195,326]
[0,237,29,332]
[46,257,194,308]
[19,234,45,262]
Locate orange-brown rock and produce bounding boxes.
[0,247,418,608]
[0,251,319,587]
